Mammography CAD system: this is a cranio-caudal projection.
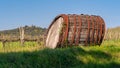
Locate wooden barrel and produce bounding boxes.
[46,14,105,49]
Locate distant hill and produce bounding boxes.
[0,25,47,36]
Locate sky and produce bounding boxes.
[0,0,120,30]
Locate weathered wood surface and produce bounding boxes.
[46,17,63,48]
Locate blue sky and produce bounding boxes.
[0,0,120,30]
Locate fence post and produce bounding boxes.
[19,27,24,46]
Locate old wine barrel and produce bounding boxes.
[46,14,105,49]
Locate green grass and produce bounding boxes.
[0,40,120,68]
[0,41,44,52]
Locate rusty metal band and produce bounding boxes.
[97,16,103,44]
[75,15,82,45]
[92,16,96,44]
[69,15,73,44]
[57,14,67,45]
[100,17,106,43]
[93,16,97,44]
[58,15,65,45]
[85,15,90,45]
[102,18,105,35]
[96,16,99,44]
[65,15,69,43]
[71,14,77,44]
[61,15,69,44]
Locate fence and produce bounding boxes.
[0,27,45,47]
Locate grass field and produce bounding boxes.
[0,40,120,68]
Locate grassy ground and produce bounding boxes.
[0,41,44,52]
[0,40,120,68]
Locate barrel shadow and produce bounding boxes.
[0,47,119,68]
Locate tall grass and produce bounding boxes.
[0,40,120,68]
[0,41,44,53]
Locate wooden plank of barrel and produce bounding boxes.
[45,14,106,49]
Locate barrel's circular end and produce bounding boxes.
[45,17,64,49]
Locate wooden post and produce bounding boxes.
[36,36,40,45]
[2,41,5,48]
[1,35,6,48]
[19,27,24,46]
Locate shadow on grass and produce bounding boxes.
[0,47,119,68]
